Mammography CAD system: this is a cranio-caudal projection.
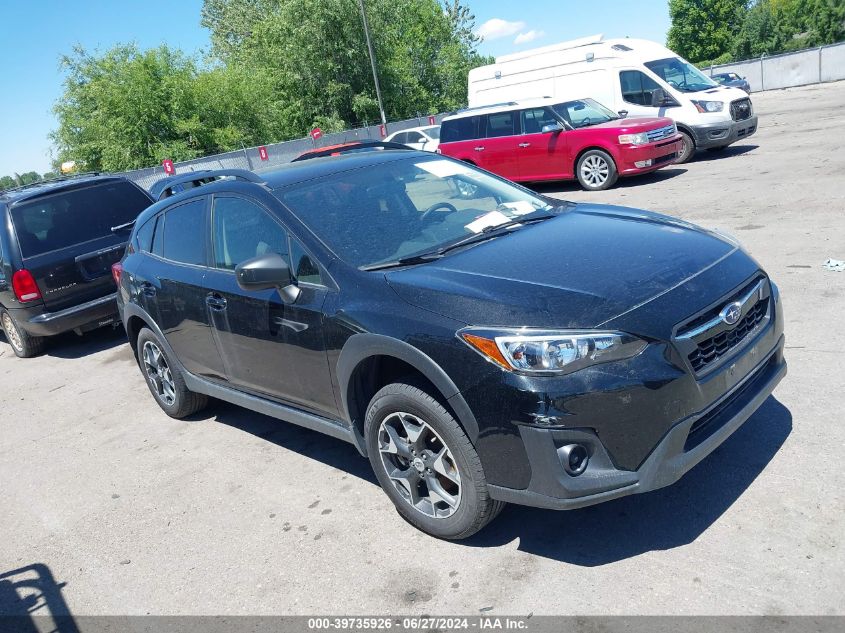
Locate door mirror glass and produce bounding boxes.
[235,253,300,302]
[541,122,563,134]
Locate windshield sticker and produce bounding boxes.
[415,160,474,178]
[498,201,537,216]
[465,210,512,234]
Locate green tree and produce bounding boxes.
[0,175,17,191]
[17,171,43,185]
[667,0,749,63]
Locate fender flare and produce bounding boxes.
[336,333,480,447]
[122,303,183,369]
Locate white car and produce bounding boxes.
[384,125,440,151]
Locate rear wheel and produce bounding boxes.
[136,327,207,418]
[1,308,46,358]
[575,149,618,191]
[365,381,504,539]
[676,131,695,163]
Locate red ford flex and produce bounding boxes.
[438,98,683,190]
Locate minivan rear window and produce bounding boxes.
[10,181,152,258]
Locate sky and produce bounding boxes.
[0,0,670,177]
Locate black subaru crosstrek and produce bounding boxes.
[0,174,153,357]
[115,154,786,539]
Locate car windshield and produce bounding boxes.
[424,126,441,139]
[644,57,717,92]
[276,156,562,268]
[551,99,618,129]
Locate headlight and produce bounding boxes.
[692,100,724,113]
[459,328,647,375]
[618,132,650,145]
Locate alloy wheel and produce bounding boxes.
[580,155,610,187]
[142,341,176,406]
[2,313,23,353]
[377,411,462,518]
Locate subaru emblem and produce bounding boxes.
[720,301,742,325]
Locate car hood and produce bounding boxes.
[581,117,671,132]
[386,204,739,330]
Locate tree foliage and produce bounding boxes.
[667,0,747,63]
[52,0,489,172]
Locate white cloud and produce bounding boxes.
[475,18,526,41]
[514,30,545,45]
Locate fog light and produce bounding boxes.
[559,444,589,476]
[634,159,653,168]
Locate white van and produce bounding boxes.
[467,35,757,163]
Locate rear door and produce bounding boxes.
[476,111,521,180]
[9,180,153,311]
[139,197,225,379]
[516,107,571,180]
[203,194,336,417]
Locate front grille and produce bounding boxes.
[688,297,767,372]
[730,98,753,121]
[646,124,675,142]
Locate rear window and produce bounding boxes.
[10,181,151,258]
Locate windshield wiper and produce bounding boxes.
[111,220,136,233]
[360,252,444,271]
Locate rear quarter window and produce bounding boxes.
[440,115,484,143]
[10,180,152,258]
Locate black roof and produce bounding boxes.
[0,173,130,205]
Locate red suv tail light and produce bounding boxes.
[111,262,123,286]
[12,270,42,303]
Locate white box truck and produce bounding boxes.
[467,35,757,163]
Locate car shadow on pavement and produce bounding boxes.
[45,326,127,360]
[693,144,759,162]
[462,395,792,565]
[0,563,79,632]
[207,401,378,485]
[530,167,688,195]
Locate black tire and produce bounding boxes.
[676,131,695,163]
[706,145,729,152]
[1,308,46,358]
[364,381,505,539]
[575,149,618,191]
[136,327,207,418]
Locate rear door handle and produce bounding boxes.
[140,281,156,297]
[205,293,227,310]
[474,146,485,152]
[518,142,531,148]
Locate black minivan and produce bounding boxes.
[116,155,786,539]
[0,175,153,357]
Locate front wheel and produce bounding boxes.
[676,131,695,163]
[365,381,504,539]
[575,149,618,191]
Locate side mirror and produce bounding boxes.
[650,88,666,107]
[235,253,300,303]
[541,122,563,134]
[618,110,628,118]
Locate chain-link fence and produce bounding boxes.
[116,113,449,191]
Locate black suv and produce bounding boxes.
[0,174,153,357]
[116,156,786,539]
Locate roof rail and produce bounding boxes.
[0,171,104,196]
[452,101,519,115]
[290,140,412,162]
[148,168,266,200]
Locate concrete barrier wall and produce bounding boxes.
[707,42,845,92]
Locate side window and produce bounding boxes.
[392,132,407,144]
[484,111,517,138]
[135,216,157,253]
[620,70,663,106]
[152,213,165,257]
[406,132,423,144]
[520,108,556,134]
[289,236,322,285]
[212,196,288,271]
[162,200,207,266]
[440,115,484,143]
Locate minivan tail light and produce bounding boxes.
[111,262,123,286]
[12,270,42,303]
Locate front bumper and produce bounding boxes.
[617,137,683,176]
[488,336,786,509]
[690,115,758,149]
[18,293,119,337]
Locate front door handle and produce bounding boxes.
[473,146,485,152]
[518,142,531,148]
[205,293,227,310]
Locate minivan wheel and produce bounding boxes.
[575,149,618,191]
[364,381,505,539]
[1,308,46,358]
[676,131,695,163]
[136,327,208,418]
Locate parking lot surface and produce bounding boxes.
[2,81,844,616]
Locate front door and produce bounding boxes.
[516,107,571,181]
[203,194,337,418]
